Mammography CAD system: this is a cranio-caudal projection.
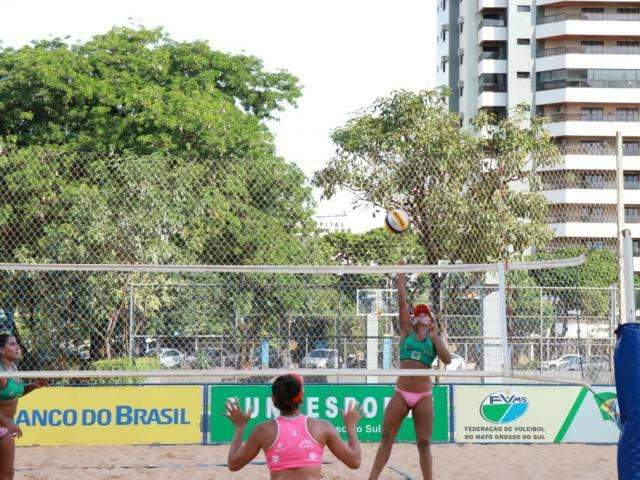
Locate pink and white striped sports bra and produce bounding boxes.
[265,415,324,472]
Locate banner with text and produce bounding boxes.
[209,384,449,444]
[15,386,202,446]
[454,385,619,444]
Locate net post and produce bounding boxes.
[497,262,512,378]
[623,229,636,322]
[617,131,627,324]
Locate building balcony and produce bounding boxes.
[478,59,507,75]
[549,222,640,239]
[479,51,507,61]
[479,83,507,93]
[537,54,640,72]
[536,13,640,38]
[536,46,640,70]
[478,0,507,10]
[536,86,640,105]
[547,213,619,224]
[477,90,507,108]
[478,20,507,42]
[544,113,640,137]
[538,46,640,58]
[542,189,640,206]
[540,147,640,171]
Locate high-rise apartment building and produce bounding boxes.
[437,0,640,263]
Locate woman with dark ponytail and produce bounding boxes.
[226,373,362,479]
[0,334,47,480]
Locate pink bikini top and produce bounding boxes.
[265,415,324,472]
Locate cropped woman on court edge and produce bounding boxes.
[368,268,452,480]
[0,334,47,480]
[226,373,361,479]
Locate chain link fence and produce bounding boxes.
[0,142,631,384]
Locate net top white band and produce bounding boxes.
[1,368,590,386]
[0,255,585,274]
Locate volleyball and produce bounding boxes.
[384,208,410,234]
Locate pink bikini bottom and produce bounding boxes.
[396,387,433,408]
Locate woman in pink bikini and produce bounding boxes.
[226,373,361,479]
[368,268,452,480]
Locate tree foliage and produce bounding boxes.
[0,28,325,364]
[313,88,559,266]
[0,27,301,159]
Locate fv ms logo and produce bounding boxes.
[480,390,529,424]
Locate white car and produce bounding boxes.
[541,354,582,370]
[158,348,185,368]
[302,349,341,369]
[432,353,467,371]
[563,355,611,372]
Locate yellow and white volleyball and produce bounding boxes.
[384,209,410,234]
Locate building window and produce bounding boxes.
[618,41,640,54]
[459,53,464,65]
[442,0,446,11]
[479,73,507,92]
[441,60,447,73]
[584,173,606,189]
[517,71,530,79]
[517,5,530,12]
[459,85,464,97]
[625,173,640,190]
[626,206,640,223]
[581,206,605,221]
[633,239,640,257]
[517,38,531,45]
[624,141,640,154]
[581,40,604,54]
[459,21,464,34]
[442,29,447,42]
[617,108,640,122]
[537,69,640,90]
[581,107,603,121]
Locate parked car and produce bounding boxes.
[563,355,611,372]
[301,349,341,369]
[541,354,582,370]
[158,348,185,369]
[432,353,467,371]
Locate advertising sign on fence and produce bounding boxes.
[15,386,203,446]
[209,384,450,444]
[454,385,619,444]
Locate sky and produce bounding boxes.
[0,0,437,231]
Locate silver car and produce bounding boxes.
[302,349,341,369]
[158,348,185,369]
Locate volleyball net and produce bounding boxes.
[0,254,616,385]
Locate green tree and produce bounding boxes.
[0,27,300,159]
[313,88,559,320]
[0,27,326,363]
